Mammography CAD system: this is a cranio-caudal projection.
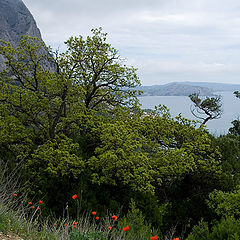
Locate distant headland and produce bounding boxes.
[137,82,240,96]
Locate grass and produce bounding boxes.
[0,160,177,240]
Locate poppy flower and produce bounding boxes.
[173,238,180,240]
[28,202,32,205]
[112,215,118,221]
[96,216,99,220]
[72,194,77,200]
[54,224,57,226]
[39,200,43,204]
[73,225,77,228]
[37,207,40,210]
[108,226,112,230]
[123,225,129,231]
[32,206,35,209]
[13,193,17,197]
[151,236,158,240]
[92,211,97,215]
[64,224,67,227]
[74,221,78,225]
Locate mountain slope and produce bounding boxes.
[138,83,213,96]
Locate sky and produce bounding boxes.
[22,0,240,86]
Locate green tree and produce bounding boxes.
[61,28,141,110]
[0,30,141,213]
[234,91,240,99]
[189,93,222,125]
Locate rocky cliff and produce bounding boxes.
[0,0,43,46]
[0,0,45,68]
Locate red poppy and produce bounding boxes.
[108,226,112,230]
[54,224,57,226]
[32,206,35,209]
[73,225,77,228]
[37,207,40,210]
[72,194,77,200]
[64,224,67,227]
[123,225,129,231]
[112,215,118,221]
[92,211,97,215]
[39,200,43,204]
[173,238,180,240]
[74,221,78,225]
[28,202,32,205]
[13,193,17,197]
[151,236,158,240]
[96,216,100,220]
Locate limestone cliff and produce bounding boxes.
[0,0,45,68]
[0,0,43,46]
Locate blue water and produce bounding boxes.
[138,92,240,135]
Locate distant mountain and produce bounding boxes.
[137,82,240,96]
[138,83,214,96]
[174,82,240,92]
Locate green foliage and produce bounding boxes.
[189,93,222,124]
[0,29,230,236]
[26,134,84,179]
[229,119,240,137]
[187,217,240,240]
[112,200,157,240]
[70,230,107,240]
[186,220,210,240]
[60,27,141,110]
[214,134,240,190]
[209,217,240,240]
[207,186,240,218]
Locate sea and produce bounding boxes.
[138,92,240,136]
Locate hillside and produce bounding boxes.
[175,81,240,92]
[138,82,240,96]
[138,82,214,96]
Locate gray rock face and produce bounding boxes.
[0,0,54,71]
[0,0,43,47]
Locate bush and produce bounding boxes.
[187,217,240,240]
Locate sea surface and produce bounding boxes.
[138,92,240,136]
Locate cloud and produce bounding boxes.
[22,0,240,85]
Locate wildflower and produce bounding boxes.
[28,202,32,205]
[54,224,57,226]
[32,206,35,209]
[39,200,43,204]
[151,236,158,240]
[173,238,180,240]
[92,211,97,215]
[73,225,77,228]
[123,225,129,231]
[112,215,118,221]
[74,221,78,225]
[96,216,99,220]
[13,193,17,197]
[108,226,112,230]
[37,207,40,210]
[72,194,77,200]
[64,224,67,227]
